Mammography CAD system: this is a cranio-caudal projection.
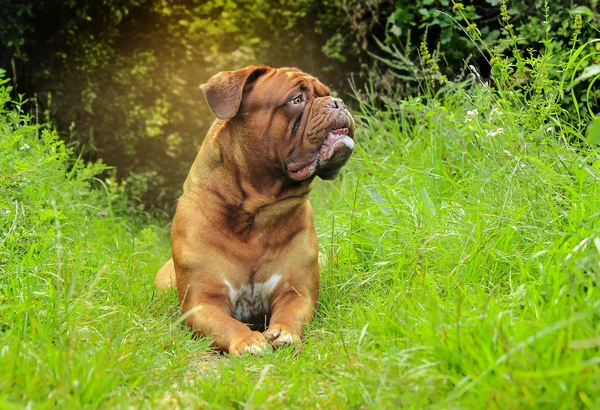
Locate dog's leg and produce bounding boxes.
[171,206,273,355]
[264,284,317,349]
[181,296,272,356]
[263,224,320,349]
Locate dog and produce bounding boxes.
[154,66,355,355]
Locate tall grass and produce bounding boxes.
[1,7,599,408]
[311,78,600,408]
[0,73,212,408]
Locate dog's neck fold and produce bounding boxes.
[184,121,313,222]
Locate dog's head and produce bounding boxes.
[200,66,355,181]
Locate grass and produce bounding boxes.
[1,29,600,409]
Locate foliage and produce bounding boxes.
[1,0,597,210]
[365,0,599,101]
[0,0,352,211]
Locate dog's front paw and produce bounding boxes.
[264,325,302,350]
[229,331,272,356]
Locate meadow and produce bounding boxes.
[1,31,600,410]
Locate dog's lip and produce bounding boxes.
[287,156,319,181]
[330,127,349,135]
[287,155,318,173]
[287,127,354,181]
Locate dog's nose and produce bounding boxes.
[326,98,345,110]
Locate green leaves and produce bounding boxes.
[570,6,595,17]
[2,0,598,213]
[572,64,600,86]
[2,0,351,211]
[586,117,600,146]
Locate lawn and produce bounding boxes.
[1,42,600,409]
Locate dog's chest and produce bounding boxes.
[224,275,281,322]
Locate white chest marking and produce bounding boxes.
[223,275,281,322]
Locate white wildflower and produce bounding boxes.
[486,128,504,137]
[489,108,503,120]
[464,109,478,123]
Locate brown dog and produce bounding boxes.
[154,66,355,355]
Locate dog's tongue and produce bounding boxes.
[319,129,354,161]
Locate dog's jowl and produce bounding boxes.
[154,66,355,355]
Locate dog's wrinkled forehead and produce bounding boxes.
[244,67,331,108]
[200,66,331,120]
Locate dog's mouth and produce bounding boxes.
[287,127,354,181]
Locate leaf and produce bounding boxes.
[390,25,403,37]
[570,6,594,17]
[586,117,600,146]
[420,187,436,218]
[440,27,452,44]
[572,64,600,86]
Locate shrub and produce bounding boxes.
[0,0,597,211]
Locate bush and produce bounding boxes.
[0,0,597,212]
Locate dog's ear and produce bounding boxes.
[200,66,269,120]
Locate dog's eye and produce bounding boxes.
[289,96,303,105]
